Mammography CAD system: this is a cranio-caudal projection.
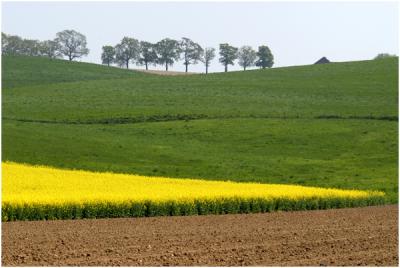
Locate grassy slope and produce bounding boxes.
[4,58,397,121]
[2,56,398,202]
[2,56,146,89]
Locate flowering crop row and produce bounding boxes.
[2,162,385,221]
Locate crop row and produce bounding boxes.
[2,162,386,221]
[3,196,385,221]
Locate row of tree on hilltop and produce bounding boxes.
[2,30,89,61]
[102,37,273,73]
[2,30,274,73]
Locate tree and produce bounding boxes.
[155,38,180,71]
[39,40,61,58]
[374,53,397,60]
[219,43,238,72]
[2,34,23,55]
[20,39,41,56]
[255,45,274,69]
[238,46,257,71]
[201,47,215,74]
[2,32,59,58]
[138,41,157,70]
[2,33,8,54]
[101,45,115,66]
[180,37,203,73]
[55,30,89,61]
[115,37,140,69]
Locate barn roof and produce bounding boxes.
[314,57,330,64]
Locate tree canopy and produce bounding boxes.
[238,46,257,71]
[202,47,216,74]
[374,53,397,60]
[219,43,238,72]
[255,45,274,69]
[155,38,181,71]
[101,46,115,67]
[115,37,140,69]
[55,30,89,61]
[138,41,158,70]
[180,37,203,73]
[39,40,61,59]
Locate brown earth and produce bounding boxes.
[2,205,398,266]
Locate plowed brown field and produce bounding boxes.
[2,205,398,266]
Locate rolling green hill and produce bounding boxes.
[2,56,146,89]
[2,56,398,202]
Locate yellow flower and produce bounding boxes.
[2,162,385,221]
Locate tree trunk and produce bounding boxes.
[145,62,148,70]
[107,62,110,67]
[126,60,129,69]
[244,66,246,71]
[185,62,188,73]
[165,63,168,71]
[206,64,208,74]
[225,64,228,72]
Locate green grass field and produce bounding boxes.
[1,56,147,89]
[2,56,398,202]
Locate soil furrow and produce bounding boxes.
[2,205,398,266]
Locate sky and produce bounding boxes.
[2,1,398,73]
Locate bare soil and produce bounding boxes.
[2,205,398,266]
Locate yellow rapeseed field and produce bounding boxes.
[2,162,385,221]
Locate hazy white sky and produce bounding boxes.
[2,1,398,73]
